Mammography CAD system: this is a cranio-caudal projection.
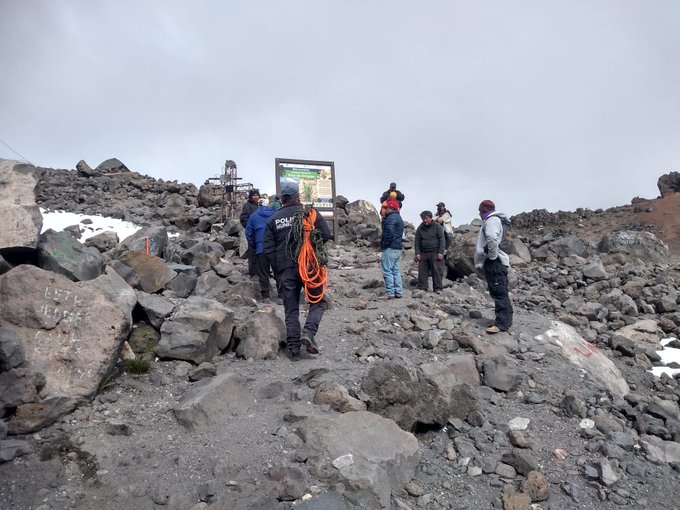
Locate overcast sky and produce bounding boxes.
[1,1,677,224]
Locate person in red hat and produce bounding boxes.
[378,199,404,300]
[474,200,513,334]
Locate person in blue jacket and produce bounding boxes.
[379,199,404,299]
[245,203,276,301]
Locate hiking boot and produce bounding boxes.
[301,334,319,354]
[485,325,506,334]
[395,294,403,299]
[377,294,395,300]
[287,348,301,362]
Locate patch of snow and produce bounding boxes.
[40,208,142,242]
[650,338,680,378]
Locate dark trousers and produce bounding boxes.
[484,258,513,330]
[278,267,327,353]
[255,253,271,299]
[418,252,443,292]
[247,249,257,276]
[444,233,453,250]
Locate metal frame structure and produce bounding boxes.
[206,160,254,222]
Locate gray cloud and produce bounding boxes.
[1,0,677,224]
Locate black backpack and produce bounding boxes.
[499,216,512,253]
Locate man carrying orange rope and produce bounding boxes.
[263,183,331,361]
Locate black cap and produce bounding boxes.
[420,210,433,219]
[389,182,397,188]
[281,183,299,199]
[436,202,445,207]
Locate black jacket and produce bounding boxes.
[379,189,405,206]
[381,211,404,250]
[263,204,331,273]
[239,199,259,228]
[415,222,444,254]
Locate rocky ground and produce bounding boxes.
[2,159,680,510]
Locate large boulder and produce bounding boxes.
[156,296,234,364]
[296,411,420,508]
[445,229,479,280]
[95,158,129,173]
[0,265,129,399]
[657,171,680,197]
[119,226,169,258]
[614,320,663,347]
[37,230,106,282]
[115,251,176,293]
[534,321,629,399]
[548,236,589,258]
[361,361,470,431]
[173,372,251,430]
[0,159,42,250]
[82,266,136,326]
[232,308,285,360]
[598,231,669,264]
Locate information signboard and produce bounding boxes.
[275,158,337,240]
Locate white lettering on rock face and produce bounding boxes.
[40,286,90,327]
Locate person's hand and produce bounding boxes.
[415,254,421,262]
[436,253,444,261]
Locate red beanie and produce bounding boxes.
[478,200,495,213]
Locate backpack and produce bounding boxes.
[499,216,512,253]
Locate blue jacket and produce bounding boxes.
[381,210,404,250]
[246,206,276,254]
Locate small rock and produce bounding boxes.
[508,417,530,430]
[332,453,354,469]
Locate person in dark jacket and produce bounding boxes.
[240,188,260,277]
[379,182,405,208]
[263,184,331,360]
[245,204,276,301]
[379,199,404,299]
[414,210,445,293]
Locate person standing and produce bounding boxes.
[240,188,261,277]
[474,200,513,334]
[379,199,404,300]
[433,202,454,250]
[379,182,405,208]
[263,184,331,360]
[414,210,445,293]
[245,202,276,301]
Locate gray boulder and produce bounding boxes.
[232,308,285,360]
[84,231,119,252]
[548,236,589,258]
[135,291,175,328]
[95,158,129,173]
[180,241,225,271]
[0,159,42,250]
[173,372,251,430]
[657,171,680,197]
[361,361,462,431]
[0,265,129,399]
[156,296,234,364]
[38,229,105,281]
[120,225,168,258]
[598,231,668,264]
[84,266,136,326]
[116,251,176,293]
[0,325,25,372]
[296,411,420,509]
[535,321,629,399]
